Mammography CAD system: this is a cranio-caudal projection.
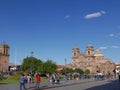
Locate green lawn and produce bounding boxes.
[0,79,19,84]
[0,77,48,84]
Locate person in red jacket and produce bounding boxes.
[35,73,41,89]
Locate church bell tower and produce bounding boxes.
[85,44,94,60]
[0,42,10,72]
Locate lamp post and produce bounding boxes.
[31,51,34,57]
[30,51,34,74]
[65,59,66,75]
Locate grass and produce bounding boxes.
[0,78,19,84]
[0,77,48,84]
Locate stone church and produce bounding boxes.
[67,44,115,75]
[0,42,10,72]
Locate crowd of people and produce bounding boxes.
[20,72,63,90]
[20,73,41,90]
[19,71,120,90]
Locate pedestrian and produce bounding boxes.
[64,74,67,84]
[74,74,76,83]
[35,73,41,89]
[118,72,120,81]
[20,73,27,90]
[56,74,60,84]
[74,74,76,80]
[49,74,53,85]
[27,74,32,87]
[51,74,56,85]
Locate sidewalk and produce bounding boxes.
[0,79,114,90]
[0,79,94,90]
[27,79,97,90]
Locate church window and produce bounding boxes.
[4,61,6,63]
[4,48,5,54]
[6,50,8,55]
[88,51,90,55]
[74,53,76,56]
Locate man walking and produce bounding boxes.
[20,74,27,90]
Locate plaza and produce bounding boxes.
[0,78,120,90]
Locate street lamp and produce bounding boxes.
[65,59,66,75]
[31,51,34,57]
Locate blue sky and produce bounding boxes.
[0,0,120,65]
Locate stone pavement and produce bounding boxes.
[85,79,120,90]
[0,79,118,90]
[31,79,94,90]
[0,79,93,90]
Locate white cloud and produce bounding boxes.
[108,33,115,37]
[111,46,120,48]
[84,11,106,19]
[99,46,108,50]
[64,15,70,19]
[101,11,106,14]
[85,12,101,19]
[108,33,120,38]
[99,45,120,50]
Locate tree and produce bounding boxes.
[43,60,57,73]
[84,69,90,75]
[74,68,84,74]
[21,56,43,72]
[21,57,57,74]
[59,68,74,74]
[66,68,74,73]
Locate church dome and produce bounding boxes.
[87,44,93,48]
[94,48,104,57]
[72,46,80,50]
[1,42,9,48]
[86,44,94,51]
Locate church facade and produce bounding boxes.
[0,42,10,72]
[67,44,115,75]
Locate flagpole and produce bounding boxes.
[15,47,17,66]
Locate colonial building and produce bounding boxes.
[0,42,10,72]
[56,65,65,71]
[68,44,115,75]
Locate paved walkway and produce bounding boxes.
[0,79,117,90]
[31,79,94,90]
